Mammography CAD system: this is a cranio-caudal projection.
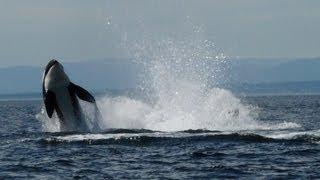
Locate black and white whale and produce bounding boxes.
[42,59,100,132]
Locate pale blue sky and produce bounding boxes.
[0,0,319,67]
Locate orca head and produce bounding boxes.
[43,59,70,91]
[44,59,60,76]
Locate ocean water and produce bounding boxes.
[0,95,320,179]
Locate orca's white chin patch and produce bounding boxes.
[44,64,70,91]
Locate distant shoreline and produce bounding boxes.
[2,91,320,102]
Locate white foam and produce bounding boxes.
[98,89,258,131]
[266,129,320,139]
[49,131,225,142]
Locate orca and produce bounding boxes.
[42,59,100,132]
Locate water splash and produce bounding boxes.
[37,37,300,132]
[36,107,60,132]
[98,38,267,132]
[36,101,102,132]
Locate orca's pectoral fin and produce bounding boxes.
[44,90,56,118]
[69,82,96,103]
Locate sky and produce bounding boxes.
[0,0,319,67]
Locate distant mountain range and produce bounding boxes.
[230,81,320,95]
[0,59,140,95]
[0,57,320,95]
[229,57,320,84]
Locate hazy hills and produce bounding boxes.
[0,59,140,95]
[0,58,320,95]
[230,57,320,84]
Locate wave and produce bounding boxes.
[26,129,320,145]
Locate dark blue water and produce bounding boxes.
[1,95,320,179]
